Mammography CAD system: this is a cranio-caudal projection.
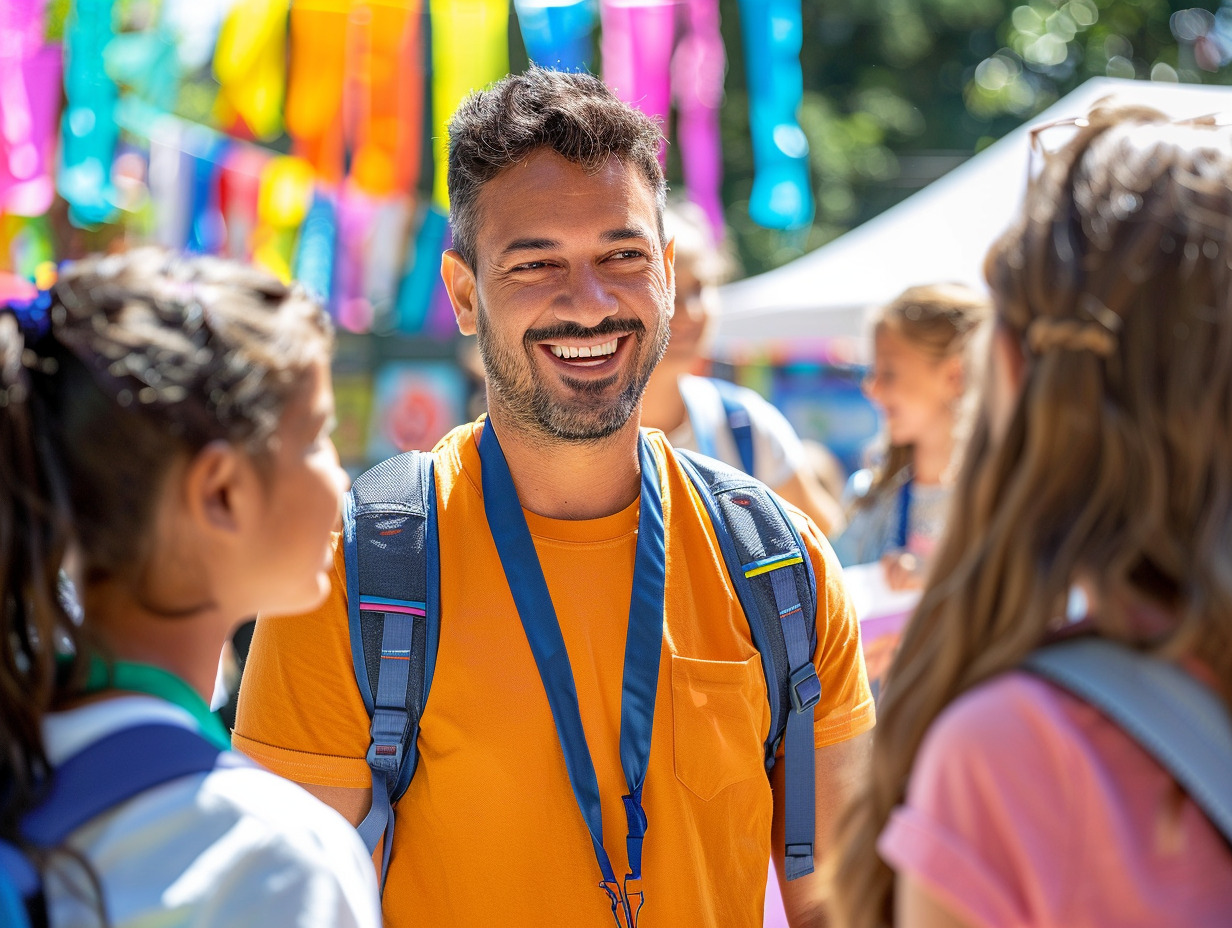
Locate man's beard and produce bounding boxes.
[476,300,670,443]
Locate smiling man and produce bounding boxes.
[234,68,874,928]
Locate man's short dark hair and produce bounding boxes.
[446,67,667,269]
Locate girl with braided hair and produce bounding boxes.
[0,249,380,927]
[831,104,1232,927]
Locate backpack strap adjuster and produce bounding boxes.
[789,665,821,714]
[366,733,405,775]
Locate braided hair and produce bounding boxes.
[0,248,332,847]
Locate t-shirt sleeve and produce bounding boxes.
[233,534,374,789]
[747,391,807,489]
[876,675,1080,928]
[794,511,876,748]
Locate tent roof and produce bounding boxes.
[714,78,1232,353]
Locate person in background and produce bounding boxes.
[0,249,380,927]
[832,104,1232,927]
[640,201,846,535]
[831,284,991,586]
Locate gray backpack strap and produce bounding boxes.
[343,451,439,891]
[1024,637,1232,845]
[676,448,821,880]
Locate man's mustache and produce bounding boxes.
[524,318,645,346]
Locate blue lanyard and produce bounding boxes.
[896,476,913,551]
[478,420,666,928]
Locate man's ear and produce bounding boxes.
[442,249,479,336]
[662,237,676,321]
[183,440,249,537]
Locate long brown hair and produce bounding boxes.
[832,104,1232,927]
[0,248,331,849]
[856,283,990,509]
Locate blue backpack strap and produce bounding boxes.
[344,450,438,891]
[708,377,756,477]
[4,722,230,928]
[0,841,41,928]
[22,724,227,847]
[676,448,820,880]
[1023,637,1232,845]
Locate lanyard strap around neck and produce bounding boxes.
[84,656,232,751]
[478,420,665,926]
[896,476,913,551]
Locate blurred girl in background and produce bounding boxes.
[831,284,990,586]
[0,249,379,927]
[833,105,1232,927]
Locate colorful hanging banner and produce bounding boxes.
[219,145,268,260]
[285,0,349,183]
[394,203,448,333]
[428,0,509,208]
[213,0,290,140]
[347,0,424,196]
[600,0,675,166]
[252,154,315,280]
[148,116,192,249]
[736,0,814,230]
[673,0,726,240]
[185,135,228,254]
[0,0,62,217]
[514,0,596,72]
[59,0,120,226]
[293,188,338,305]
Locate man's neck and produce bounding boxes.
[482,409,643,520]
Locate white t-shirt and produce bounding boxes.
[39,696,381,928]
[670,373,805,488]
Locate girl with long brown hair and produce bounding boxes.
[0,249,379,926]
[832,104,1232,926]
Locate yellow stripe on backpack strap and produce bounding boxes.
[744,554,804,579]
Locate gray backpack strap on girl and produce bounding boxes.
[1023,637,1232,844]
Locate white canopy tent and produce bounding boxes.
[714,77,1232,353]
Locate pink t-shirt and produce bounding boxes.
[878,672,1232,927]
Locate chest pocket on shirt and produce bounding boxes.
[671,654,766,801]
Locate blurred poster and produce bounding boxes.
[771,363,880,474]
[332,371,374,468]
[367,360,466,460]
[842,561,920,699]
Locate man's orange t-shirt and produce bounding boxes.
[234,423,874,928]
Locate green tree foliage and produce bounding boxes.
[710,0,1230,277]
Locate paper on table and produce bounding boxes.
[842,561,920,697]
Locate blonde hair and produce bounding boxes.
[856,283,991,508]
[832,103,1232,928]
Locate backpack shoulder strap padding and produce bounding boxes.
[1023,637,1232,845]
[675,447,820,880]
[22,723,228,847]
[4,723,230,928]
[344,450,439,889]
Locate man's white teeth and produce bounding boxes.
[549,338,618,359]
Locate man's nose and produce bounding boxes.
[552,265,620,326]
